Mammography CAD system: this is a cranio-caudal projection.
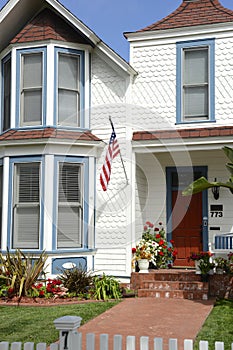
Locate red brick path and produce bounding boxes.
[78,297,215,350]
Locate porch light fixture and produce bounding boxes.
[212,178,220,200]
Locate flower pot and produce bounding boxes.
[201,274,209,282]
[195,260,201,274]
[138,259,149,273]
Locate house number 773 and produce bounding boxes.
[210,211,223,217]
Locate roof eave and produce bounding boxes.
[125,21,233,42]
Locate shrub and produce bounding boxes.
[0,249,48,300]
[59,267,94,297]
[93,273,122,300]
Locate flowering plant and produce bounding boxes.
[132,238,159,265]
[188,251,214,274]
[132,221,178,269]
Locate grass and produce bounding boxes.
[194,299,233,350]
[0,301,120,344]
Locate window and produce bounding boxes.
[176,39,215,123]
[57,162,83,248]
[55,48,84,127]
[0,165,2,249]
[12,162,41,249]
[2,55,11,131]
[16,47,46,127]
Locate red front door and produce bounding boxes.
[172,190,203,266]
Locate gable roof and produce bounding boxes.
[125,0,233,36]
[0,0,136,76]
[10,8,92,45]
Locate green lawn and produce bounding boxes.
[0,301,120,344]
[194,299,233,350]
[0,299,233,347]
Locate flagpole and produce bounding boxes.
[109,116,129,186]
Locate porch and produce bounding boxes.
[129,269,233,300]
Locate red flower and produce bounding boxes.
[154,227,160,232]
[144,225,148,231]
[132,247,136,254]
[155,233,161,238]
[39,290,45,297]
[146,221,154,228]
[159,239,164,246]
[170,239,175,244]
[173,250,178,256]
[159,251,164,256]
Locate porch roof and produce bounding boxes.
[132,125,233,152]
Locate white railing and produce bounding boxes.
[0,316,232,350]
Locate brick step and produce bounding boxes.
[142,281,209,292]
[137,289,209,300]
[131,271,201,286]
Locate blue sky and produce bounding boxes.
[0,0,233,61]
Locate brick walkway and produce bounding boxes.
[78,297,215,350]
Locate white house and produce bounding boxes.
[0,0,233,281]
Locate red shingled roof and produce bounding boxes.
[133,126,233,141]
[138,0,233,32]
[0,128,101,142]
[11,8,90,45]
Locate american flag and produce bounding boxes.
[100,128,120,191]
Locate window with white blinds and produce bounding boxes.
[0,166,2,249]
[57,162,82,248]
[12,162,40,249]
[20,52,43,126]
[183,47,209,121]
[58,53,80,126]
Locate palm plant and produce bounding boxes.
[182,146,233,196]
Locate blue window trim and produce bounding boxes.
[16,47,47,128]
[1,53,11,133]
[176,39,215,124]
[166,166,208,251]
[52,156,89,252]
[53,47,85,128]
[7,156,45,251]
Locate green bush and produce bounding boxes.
[59,267,94,297]
[93,273,122,300]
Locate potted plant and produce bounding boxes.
[188,251,214,277]
[132,220,178,272]
[214,257,229,274]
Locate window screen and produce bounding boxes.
[57,163,82,248]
